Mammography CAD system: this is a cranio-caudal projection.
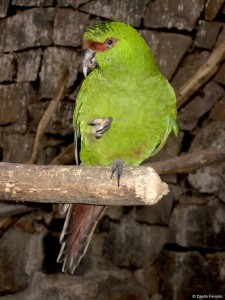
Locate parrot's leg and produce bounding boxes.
[111,158,125,187]
[88,117,113,139]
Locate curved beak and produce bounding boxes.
[82,49,97,77]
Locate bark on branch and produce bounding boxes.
[0,163,168,206]
[148,148,225,175]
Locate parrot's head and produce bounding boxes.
[82,21,155,78]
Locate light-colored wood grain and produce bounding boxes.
[0,163,168,206]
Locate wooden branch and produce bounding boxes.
[0,164,168,206]
[147,148,225,175]
[0,202,36,217]
[177,39,225,109]
[1,148,224,206]
[27,69,69,164]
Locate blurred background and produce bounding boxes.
[0,0,225,299]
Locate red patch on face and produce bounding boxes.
[83,39,106,52]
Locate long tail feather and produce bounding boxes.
[57,203,106,273]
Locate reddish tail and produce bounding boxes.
[57,203,106,273]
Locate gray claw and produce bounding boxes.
[111,158,125,187]
[88,117,113,139]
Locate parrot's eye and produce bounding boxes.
[105,38,116,48]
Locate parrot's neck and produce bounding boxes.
[99,61,159,85]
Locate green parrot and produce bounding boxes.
[57,21,178,273]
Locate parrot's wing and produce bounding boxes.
[150,115,178,157]
[74,125,80,166]
[57,204,106,273]
[169,116,179,137]
[73,90,83,165]
[57,83,107,273]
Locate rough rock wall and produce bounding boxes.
[0,0,225,299]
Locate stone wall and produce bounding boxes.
[0,0,225,299]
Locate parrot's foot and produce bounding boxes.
[88,117,113,139]
[111,158,125,187]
